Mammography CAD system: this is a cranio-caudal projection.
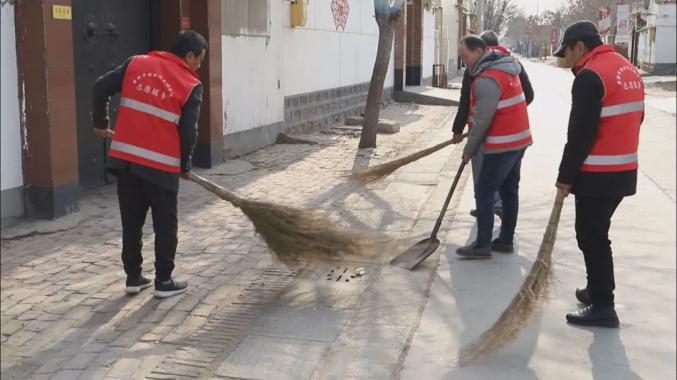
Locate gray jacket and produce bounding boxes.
[464,51,532,156]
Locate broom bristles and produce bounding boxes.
[191,173,384,264]
[347,139,455,184]
[459,189,567,365]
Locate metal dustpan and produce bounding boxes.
[390,161,466,270]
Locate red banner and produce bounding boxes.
[551,28,558,44]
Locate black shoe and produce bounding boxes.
[456,243,492,259]
[576,287,591,306]
[491,238,514,253]
[154,279,188,298]
[566,305,619,328]
[470,209,503,219]
[125,275,152,294]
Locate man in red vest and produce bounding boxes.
[455,35,533,259]
[554,21,644,327]
[451,30,535,220]
[92,30,207,298]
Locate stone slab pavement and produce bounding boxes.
[1,101,467,379]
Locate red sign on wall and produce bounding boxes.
[331,0,350,31]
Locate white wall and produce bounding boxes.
[443,0,462,73]
[655,4,676,65]
[1,3,23,193]
[282,0,394,95]
[221,0,284,135]
[221,0,397,135]
[422,8,436,79]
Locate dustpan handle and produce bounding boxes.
[431,161,466,239]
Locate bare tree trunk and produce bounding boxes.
[359,1,403,149]
[359,23,395,148]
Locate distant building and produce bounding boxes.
[632,0,676,74]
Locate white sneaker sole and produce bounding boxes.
[154,287,188,298]
[125,283,153,294]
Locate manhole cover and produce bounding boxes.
[325,266,369,283]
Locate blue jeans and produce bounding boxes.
[471,150,502,210]
[475,149,525,246]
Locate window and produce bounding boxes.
[221,0,270,37]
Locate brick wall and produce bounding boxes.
[284,83,394,134]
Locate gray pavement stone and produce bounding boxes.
[50,369,85,380]
[1,319,23,335]
[105,358,141,378]
[76,367,110,379]
[62,353,98,370]
[190,304,216,318]
[215,335,328,380]
[254,307,347,342]
[158,311,189,327]
[6,330,36,346]
[81,342,108,353]
[34,356,68,374]
[5,303,32,316]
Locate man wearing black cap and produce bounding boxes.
[451,30,535,221]
[553,21,644,327]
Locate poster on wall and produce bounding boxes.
[331,0,350,31]
[615,4,631,45]
[598,6,612,36]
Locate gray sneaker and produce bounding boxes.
[456,243,492,259]
[125,275,153,294]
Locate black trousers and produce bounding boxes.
[575,195,623,307]
[117,171,178,281]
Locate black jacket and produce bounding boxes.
[92,56,203,193]
[557,69,637,198]
[452,59,534,134]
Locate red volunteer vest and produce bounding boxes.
[469,68,532,152]
[574,45,644,172]
[109,51,200,173]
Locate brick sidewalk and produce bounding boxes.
[1,103,458,379]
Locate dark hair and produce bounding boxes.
[461,35,487,52]
[479,30,499,46]
[567,36,603,52]
[170,30,208,59]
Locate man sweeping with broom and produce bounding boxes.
[451,30,534,221]
[91,30,207,298]
[455,35,533,258]
[553,21,644,327]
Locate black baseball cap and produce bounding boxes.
[553,21,600,57]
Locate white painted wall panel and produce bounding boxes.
[1,3,24,192]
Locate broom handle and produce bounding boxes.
[431,161,466,239]
[190,173,245,207]
[538,188,567,253]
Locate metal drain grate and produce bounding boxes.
[147,266,302,379]
[325,266,369,283]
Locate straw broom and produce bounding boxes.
[191,173,382,264]
[347,134,467,184]
[459,188,567,365]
